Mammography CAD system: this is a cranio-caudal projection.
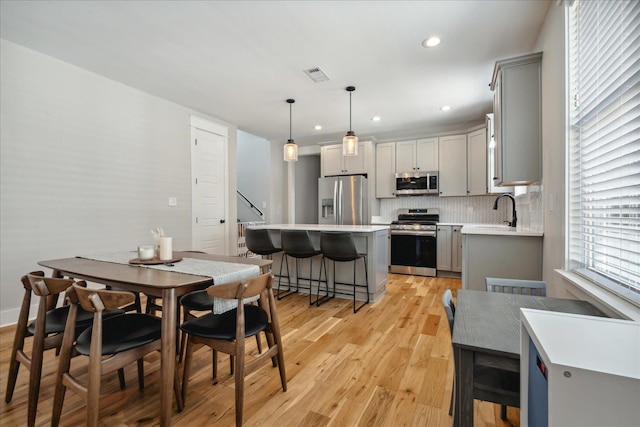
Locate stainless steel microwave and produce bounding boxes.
[395,171,438,196]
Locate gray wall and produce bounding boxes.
[0,40,236,325]
[532,4,566,291]
[294,155,320,224]
[237,130,271,222]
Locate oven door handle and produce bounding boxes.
[390,230,437,237]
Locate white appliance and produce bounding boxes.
[318,175,368,225]
[520,308,640,427]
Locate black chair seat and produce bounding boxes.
[27,305,123,335]
[288,249,322,258]
[180,304,268,340]
[180,289,215,311]
[76,314,161,355]
[245,228,282,256]
[324,253,362,262]
[320,232,363,262]
[318,231,369,312]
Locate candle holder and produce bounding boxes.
[138,244,155,261]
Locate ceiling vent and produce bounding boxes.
[303,67,331,83]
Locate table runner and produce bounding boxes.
[78,252,260,313]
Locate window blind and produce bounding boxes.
[568,0,640,305]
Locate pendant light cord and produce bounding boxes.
[349,90,352,132]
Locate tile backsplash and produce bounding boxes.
[379,189,543,231]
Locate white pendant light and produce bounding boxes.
[283,98,298,162]
[343,86,358,156]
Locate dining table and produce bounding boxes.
[451,289,611,427]
[38,251,272,427]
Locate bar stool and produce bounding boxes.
[245,228,282,261]
[319,231,369,313]
[245,228,284,279]
[279,229,324,304]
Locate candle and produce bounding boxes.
[159,236,173,260]
[138,244,155,261]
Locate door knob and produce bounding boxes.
[220,219,226,224]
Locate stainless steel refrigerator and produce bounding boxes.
[318,175,368,225]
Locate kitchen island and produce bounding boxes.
[248,224,390,302]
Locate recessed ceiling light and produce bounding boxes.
[314,125,322,130]
[440,105,451,111]
[371,116,381,122]
[422,36,441,48]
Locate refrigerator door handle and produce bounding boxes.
[333,180,339,225]
[338,179,343,225]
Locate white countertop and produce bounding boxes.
[461,223,543,237]
[250,223,390,233]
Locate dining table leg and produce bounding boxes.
[160,288,177,427]
[456,347,474,427]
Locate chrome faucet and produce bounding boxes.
[493,193,517,228]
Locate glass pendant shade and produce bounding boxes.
[343,86,358,156]
[343,132,358,156]
[283,98,298,162]
[284,140,298,162]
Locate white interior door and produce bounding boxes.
[191,121,228,254]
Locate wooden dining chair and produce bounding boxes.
[180,272,287,427]
[51,283,183,427]
[486,277,547,296]
[442,289,519,421]
[4,272,124,427]
[179,289,263,365]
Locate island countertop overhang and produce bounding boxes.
[249,223,389,233]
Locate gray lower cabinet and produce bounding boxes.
[437,225,463,273]
[451,226,462,272]
[462,233,543,291]
[437,225,452,271]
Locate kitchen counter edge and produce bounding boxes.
[461,224,543,237]
[249,224,390,233]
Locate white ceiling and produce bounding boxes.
[0,0,551,146]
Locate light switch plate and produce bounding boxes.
[169,197,177,207]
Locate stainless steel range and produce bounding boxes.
[389,208,439,277]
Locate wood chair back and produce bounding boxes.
[52,283,183,427]
[181,272,286,426]
[5,271,75,427]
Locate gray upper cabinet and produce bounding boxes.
[490,52,542,186]
[395,138,438,172]
[438,134,467,197]
[321,141,370,176]
[485,114,512,194]
[466,128,487,196]
[375,142,396,198]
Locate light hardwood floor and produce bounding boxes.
[0,274,520,426]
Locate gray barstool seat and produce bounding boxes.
[245,228,284,279]
[279,229,324,304]
[245,228,282,259]
[319,231,369,313]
